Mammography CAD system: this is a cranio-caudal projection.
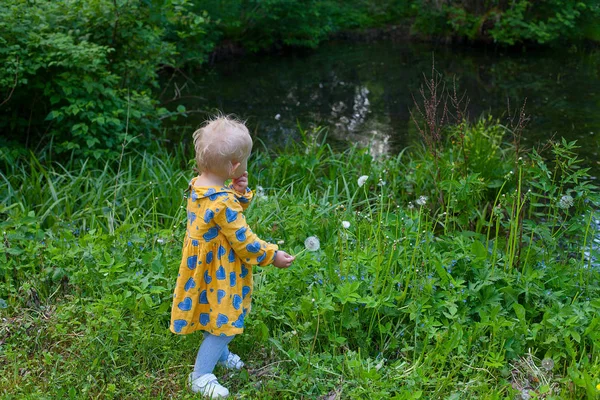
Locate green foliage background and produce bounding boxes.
[1,0,599,158]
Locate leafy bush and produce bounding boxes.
[410,0,600,44]
[0,0,215,157]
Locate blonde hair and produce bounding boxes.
[193,115,253,176]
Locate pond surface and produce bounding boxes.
[169,39,600,175]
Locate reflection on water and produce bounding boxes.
[167,40,600,174]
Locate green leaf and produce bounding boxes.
[471,240,487,259]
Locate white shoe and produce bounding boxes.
[217,352,245,370]
[189,373,229,398]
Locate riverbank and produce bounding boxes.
[2,0,599,159]
[1,121,598,398]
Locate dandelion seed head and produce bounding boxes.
[304,236,320,252]
[558,195,574,210]
[416,196,428,206]
[341,221,351,229]
[357,175,369,187]
[541,358,554,371]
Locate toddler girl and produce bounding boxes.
[170,116,295,398]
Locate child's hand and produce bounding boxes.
[273,251,295,268]
[232,172,248,193]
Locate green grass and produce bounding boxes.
[1,123,599,399]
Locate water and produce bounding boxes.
[167,39,600,174]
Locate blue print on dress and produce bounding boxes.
[225,208,238,223]
[203,227,219,242]
[204,209,215,223]
[199,290,208,304]
[242,285,251,299]
[184,277,196,291]
[246,241,261,253]
[240,264,249,278]
[173,319,188,333]
[257,251,266,263]
[229,272,236,287]
[203,270,212,284]
[232,294,242,310]
[187,211,197,224]
[238,196,249,204]
[191,191,198,201]
[231,309,246,328]
[216,266,226,280]
[217,289,226,304]
[228,249,236,263]
[235,227,247,242]
[199,313,210,326]
[187,255,198,270]
[205,189,228,201]
[217,245,226,260]
[206,251,213,263]
[216,313,229,328]
[192,239,199,247]
[178,297,192,311]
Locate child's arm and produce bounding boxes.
[215,199,277,266]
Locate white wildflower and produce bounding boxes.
[341,221,351,229]
[157,238,165,244]
[277,240,285,245]
[357,175,369,187]
[558,195,574,210]
[407,202,415,210]
[304,236,321,252]
[416,196,428,206]
[274,114,281,120]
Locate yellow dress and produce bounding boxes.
[170,177,278,336]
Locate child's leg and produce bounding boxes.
[218,344,230,363]
[193,332,235,379]
[202,331,231,363]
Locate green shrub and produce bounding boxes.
[410,0,600,44]
[0,0,215,158]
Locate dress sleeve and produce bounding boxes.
[228,185,253,211]
[215,197,277,266]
